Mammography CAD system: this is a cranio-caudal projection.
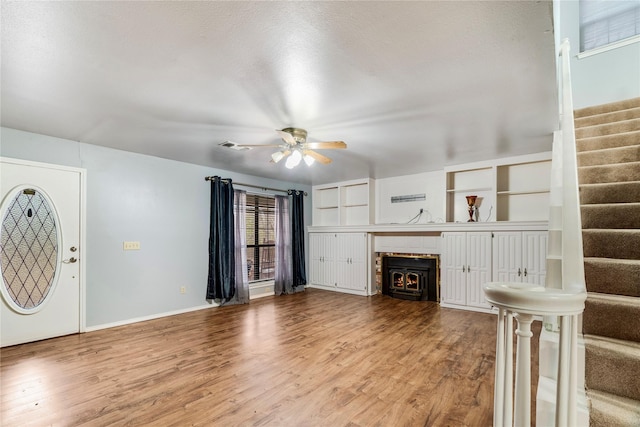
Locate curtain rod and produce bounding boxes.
[204,176,308,196]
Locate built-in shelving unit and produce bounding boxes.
[444,152,552,223]
[495,160,551,221]
[313,186,339,226]
[312,179,374,226]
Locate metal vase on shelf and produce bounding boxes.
[466,195,478,222]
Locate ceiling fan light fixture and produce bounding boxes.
[303,154,315,166]
[271,151,285,163]
[285,150,302,169]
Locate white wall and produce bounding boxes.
[375,171,445,224]
[557,1,640,109]
[0,127,311,328]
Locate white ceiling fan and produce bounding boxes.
[234,128,347,168]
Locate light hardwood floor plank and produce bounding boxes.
[1,288,539,426]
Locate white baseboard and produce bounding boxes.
[85,303,218,332]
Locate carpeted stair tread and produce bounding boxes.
[578,161,640,184]
[577,144,640,167]
[575,97,640,119]
[584,334,640,402]
[575,118,640,139]
[583,293,640,342]
[580,181,640,204]
[575,106,640,128]
[582,229,640,260]
[584,257,640,297]
[581,203,640,229]
[576,131,640,152]
[587,389,640,427]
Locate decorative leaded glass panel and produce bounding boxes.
[1,188,59,310]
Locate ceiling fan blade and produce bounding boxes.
[305,141,347,150]
[235,144,283,148]
[303,149,332,165]
[275,129,297,146]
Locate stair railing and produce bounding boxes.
[483,38,587,427]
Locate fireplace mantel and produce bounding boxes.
[308,220,548,234]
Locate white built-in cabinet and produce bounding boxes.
[308,232,369,295]
[492,231,547,286]
[312,179,374,226]
[441,232,493,311]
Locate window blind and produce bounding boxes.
[580,0,640,52]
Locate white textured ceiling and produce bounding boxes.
[1,1,558,185]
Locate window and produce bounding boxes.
[580,0,640,52]
[245,194,275,282]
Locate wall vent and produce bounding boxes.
[391,194,426,203]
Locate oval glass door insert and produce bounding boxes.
[1,187,60,313]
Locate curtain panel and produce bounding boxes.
[289,190,307,288]
[206,177,236,303]
[274,195,295,295]
[233,190,250,304]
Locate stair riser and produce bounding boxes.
[577,145,640,167]
[584,259,640,297]
[577,98,640,427]
[575,107,640,128]
[575,98,640,119]
[582,231,640,260]
[581,204,640,229]
[583,299,640,343]
[575,119,640,139]
[580,182,640,204]
[578,163,640,184]
[577,131,640,152]
[585,345,640,401]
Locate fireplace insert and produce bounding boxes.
[382,255,438,301]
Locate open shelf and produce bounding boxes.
[313,179,375,226]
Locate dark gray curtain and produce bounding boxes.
[289,190,307,288]
[206,176,235,303]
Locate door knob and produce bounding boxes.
[70,246,77,252]
[63,257,77,264]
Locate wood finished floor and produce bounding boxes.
[1,289,540,426]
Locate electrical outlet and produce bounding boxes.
[180,286,186,294]
[123,241,140,250]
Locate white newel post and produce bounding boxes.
[514,313,534,427]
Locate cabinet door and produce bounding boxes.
[335,233,351,289]
[348,233,368,292]
[322,234,337,287]
[466,232,493,309]
[493,232,523,283]
[522,231,547,286]
[441,232,466,305]
[309,233,324,286]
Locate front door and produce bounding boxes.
[0,159,83,347]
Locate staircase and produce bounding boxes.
[575,97,640,426]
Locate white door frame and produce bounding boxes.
[0,156,87,334]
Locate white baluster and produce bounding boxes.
[494,308,506,427]
[505,311,513,425]
[514,313,534,427]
